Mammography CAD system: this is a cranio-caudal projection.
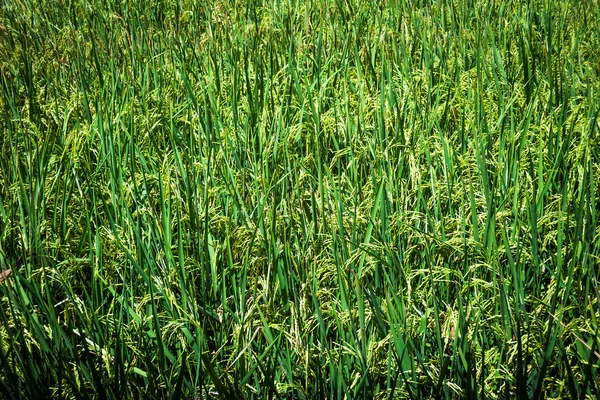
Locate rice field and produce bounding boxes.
[1,0,600,398]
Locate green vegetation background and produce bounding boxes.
[1,0,599,398]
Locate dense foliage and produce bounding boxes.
[1,0,599,398]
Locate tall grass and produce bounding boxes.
[1,0,599,398]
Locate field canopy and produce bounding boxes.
[1,0,599,398]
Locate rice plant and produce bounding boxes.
[1,0,599,398]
